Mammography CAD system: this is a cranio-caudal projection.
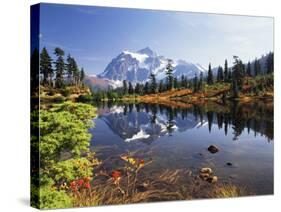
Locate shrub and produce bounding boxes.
[39,102,96,167]
[52,95,64,103]
[37,102,97,208]
[52,158,93,183]
[77,94,93,103]
[39,184,73,209]
[61,88,71,97]
[47,89,56,96]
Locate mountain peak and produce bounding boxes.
[98,47,207,86]
[137,47,156,57]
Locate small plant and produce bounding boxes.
[77,94,94,102]
[61,88,71,97]
[209,184,247,198]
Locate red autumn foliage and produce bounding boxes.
[69,177,92,192]
[111,170,122,180]
[77,179,84,186]
[84,182,91,189]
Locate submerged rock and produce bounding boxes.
[199,167,218,183]
[200,167,213,174]
[207,176,218,184]
[199,167,213,180]
[199,172,210,180]
[207,145,219,154]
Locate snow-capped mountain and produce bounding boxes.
[97,47,207,86]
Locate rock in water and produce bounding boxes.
[199,167,213,180]
[199,172,210,180]
[200,167,213,174]
[207,145,219,154]
[207,176,218,184]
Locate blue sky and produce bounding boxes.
[39,3,273,75]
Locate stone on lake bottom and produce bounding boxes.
[207,145,219,154]
[207,176,218,184]
[200,167,213,174]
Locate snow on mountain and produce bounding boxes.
[97,47,207,86]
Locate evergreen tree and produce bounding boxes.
[184,77,189,89]
[217,66,224,82]
[66,54,80,85]
[193,73,198,92]
[80,67,85,84]
[72,58,79,85]
[122,80,128,95]
[149,73,157,93]
[54,47,65,88]
[224,59,228,82]
[207,63,214,85]
[134,83,142,95]
[40,47,53,86]
[254,58,261,76]
[180,75,185,88]
[144,82,150,94]
[159,80,165,93]
[231,77,239,98]
[228,69,233,81]
[232,56,244,91]
[166,59,174,90]
[246,61,251,77]
[66,54,74,84]
[173,77,179,89]
[198,72,204,91]
[266,52,274,74]
[128,82,134,94]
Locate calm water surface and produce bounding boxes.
[89,101,273,195]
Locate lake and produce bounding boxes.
[89,100,273,196]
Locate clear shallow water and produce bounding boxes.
[89,101,273,195]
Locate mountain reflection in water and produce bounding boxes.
[93,101,273,144]
[89,100,273,195]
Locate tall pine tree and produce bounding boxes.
[128,82,134,94]
[217,66,224,82]
[40,47,53,86]
[122,80,128,95]
[224,59,228,82]
[149,73,157,93]
[232,56,244,91]
[144,82,150,94]
[193,73,198,92]
[207,63,214,85]
[266,52,274,74]
[54,47,65,88]
[166,59,174,90]
[246,61,251,76]
[66,54,74,84]
[80,67,85,84]
[159,80,165,93]
[198,72,204,91]
[254,58,261,76]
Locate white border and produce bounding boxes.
[0,0,280,211]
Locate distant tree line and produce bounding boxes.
[39,47,85,88]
